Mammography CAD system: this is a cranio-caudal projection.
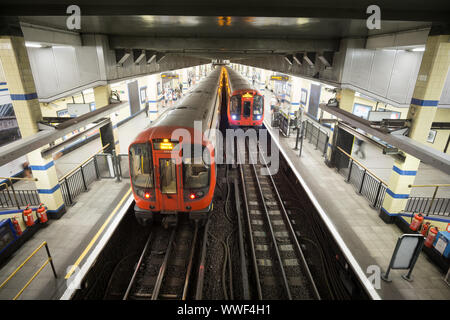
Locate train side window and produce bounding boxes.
[253,95,263,115]
[183,146,210,189]
[129,143,154,188]
[230,95,241,114]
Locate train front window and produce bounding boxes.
[129,143,153,188]
[230,95,241,114]
[183,146,210,189]
[253,95,263,115]
[160,159,177,194]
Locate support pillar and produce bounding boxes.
[380,34,450,223]
[337,88,355,113]
[181,68,189,95]
[0,22,65,217]
[147,74,159,122]
[94,84,120,154]
[259,69,266,97]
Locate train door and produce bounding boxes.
[242,93,253,119]
[154,152,183,212]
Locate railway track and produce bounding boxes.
[237,139,320,300]
[123,221,204,300]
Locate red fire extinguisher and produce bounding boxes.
[424,226,439,248]
[36,203,48,224]
[409,213,424,231]
[12,217,22,236]
[421,222,431,236]
[22,205,34,227]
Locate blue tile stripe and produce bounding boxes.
[386,188,409,199]
[392,165,417,176]
[0,204,64,215]
[148,97,164,103]
[0,88,8,92]
[0,82,7,85]
[410,98,439,107]
[0,207,39,215]
[10,92,38,100]
[381,207,450,223]
[37,184,60,194]
[29,161,54,171]
[47,204,65,214]
[0,170,24,185]
[291,102,300,106]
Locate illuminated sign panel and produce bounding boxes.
[161,73,179,79]
[271,75,289,81]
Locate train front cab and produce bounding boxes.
[228,90,264,127]
[129,139,215,226]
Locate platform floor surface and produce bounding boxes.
[263,90,450,300]
[0,111,153,299]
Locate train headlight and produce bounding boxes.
[254,115,262,120]
[136,188,153,200]
[189,193,196,200]
[231,115,237,120]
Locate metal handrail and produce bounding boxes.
[0,177,37,181]
[0,241,57,300]
[58,143,110,181]
[408,184,450,215]
[0,178,39,209]
[336,146,388,186]
[408,184,450,188]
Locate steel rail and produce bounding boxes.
[195,219,210,300]
[182,221,199,300]
[233,178,250,300]
[237,149,262,300]
[151,227,177,300]
[250,161,292,299]
[257,141,322,300]
[246,143,292,299]
[123,232,153,300]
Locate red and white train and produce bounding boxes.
[128,66,224,225]
[224,66,264,127]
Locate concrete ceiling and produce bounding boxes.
[18,15,433,61]
[2,0,450,21]
[3,0,447,61]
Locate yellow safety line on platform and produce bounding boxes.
[65,188,132,279]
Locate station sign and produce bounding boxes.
[161,73,179,79]
[271,75,289,81]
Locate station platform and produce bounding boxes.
[11,111,152,191]
[0,111,154,299]
[263,94,450,299]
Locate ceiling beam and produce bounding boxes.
[132,49,145,64]
[2,1,449,22]
[0,101,127,167]
[320,104,450,175]
[109,36,339,53]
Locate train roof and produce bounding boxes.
[225,66,259,94]
[130,66,222,145]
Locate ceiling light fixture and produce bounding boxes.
[25,42,43,48]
